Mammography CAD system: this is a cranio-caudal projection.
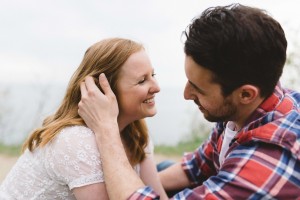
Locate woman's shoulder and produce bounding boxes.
[43,125,103,188]
[50,125,96,148]
[47,125,99,160]
[58,125,94,138]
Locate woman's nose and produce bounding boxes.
[150,79,160,94]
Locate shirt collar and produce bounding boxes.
[244,82,284,126]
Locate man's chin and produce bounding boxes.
[203,113,218,122]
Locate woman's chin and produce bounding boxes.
[145,110,157,118]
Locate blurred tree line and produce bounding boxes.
[0,27,299,149]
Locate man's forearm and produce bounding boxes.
[94,122,145,200]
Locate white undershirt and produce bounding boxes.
[219,121,237,165]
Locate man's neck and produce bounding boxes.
[234,97,265,130]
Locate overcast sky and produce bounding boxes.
[1,0,299,88]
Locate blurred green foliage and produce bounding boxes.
[0,143,21,156]
[155,130,210,156]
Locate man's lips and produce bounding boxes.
[194,100,204,111]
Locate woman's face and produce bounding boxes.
[116,50,160,127]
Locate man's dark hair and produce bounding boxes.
[184,3,287,97]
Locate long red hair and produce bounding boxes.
[22,38,149,165]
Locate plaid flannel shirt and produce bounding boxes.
[128,84,300,199]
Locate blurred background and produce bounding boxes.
[0,0,299,151]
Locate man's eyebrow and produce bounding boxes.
[189,80,205,94]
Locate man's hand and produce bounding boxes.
[78,73,146,200]
[78,73,119,131]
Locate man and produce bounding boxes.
[78,4,300,199]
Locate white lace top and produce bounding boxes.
[0,125,152,199]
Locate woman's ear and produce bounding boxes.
[238,85,260,104]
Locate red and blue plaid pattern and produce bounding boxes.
[129,186,160,200]
[129,84,300,199]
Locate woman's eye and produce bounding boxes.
[138,73,156,84]
[138,79,145,84]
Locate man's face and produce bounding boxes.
[184,55,238,122]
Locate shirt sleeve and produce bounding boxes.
[127,186,160,200]
[44,125,104,190]
[181,129,219,186]
[172,142,295,199]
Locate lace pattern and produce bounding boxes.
[0,126,105,199]
[0,125,148,199]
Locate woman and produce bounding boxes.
[0,38,167,199]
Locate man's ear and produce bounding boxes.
[238,85,260,104]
